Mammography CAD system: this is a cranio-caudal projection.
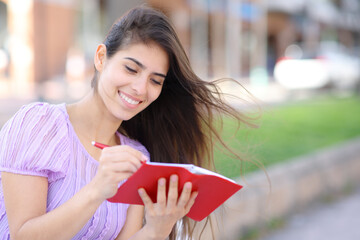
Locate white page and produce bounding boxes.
[146,162,236,183]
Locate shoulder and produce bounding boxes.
[0,102,69,142]
[0,101,70,148]
[18,102,67,122]
[2,102,68,129]
[0,102,70,180]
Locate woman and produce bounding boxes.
[0,6,255,240]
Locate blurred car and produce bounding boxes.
[274,43,360,90]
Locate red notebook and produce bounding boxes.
[107,162,242,221]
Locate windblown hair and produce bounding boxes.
[92,5,258,240]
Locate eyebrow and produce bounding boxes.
[124,57,167,79]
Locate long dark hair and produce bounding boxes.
[93,5,259,239]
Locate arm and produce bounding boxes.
[2,145,146,240]
[2,172,103,240]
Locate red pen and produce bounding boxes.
[91,141,110,149]
[91,141,148,163]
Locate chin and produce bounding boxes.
[117,111,140,122]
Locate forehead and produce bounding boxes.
[112,42,169,73]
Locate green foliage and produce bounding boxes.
[215,96,360,179]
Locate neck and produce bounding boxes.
[67,91,122,146]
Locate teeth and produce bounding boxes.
[120,92,140,105]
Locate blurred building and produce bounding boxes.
[0,0,359,99]
[0,0,78,98]
[266,0,360,75]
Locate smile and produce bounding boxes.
[119,91,141,105]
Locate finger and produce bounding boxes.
[107,145,149,162]
[98,161,137,175]
[113,161,138,173]
[185,191,198,214]
[114,172,133,182]
[167,175,179,208]
[177,182,193,207]
[138,188,154,212]
[97,167,133,185]
[101,150,143,170]
[156,178,167,207]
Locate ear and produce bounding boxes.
[94,44,107,72]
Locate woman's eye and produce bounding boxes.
[151,79,162,86]
[125,65,137,73]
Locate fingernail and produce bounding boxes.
[171,175,178,182]
[185,182,192,189]
[159,178,166,186]
[141,154,149,162]
[138,188,144,195]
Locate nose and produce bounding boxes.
[131,76,147,96]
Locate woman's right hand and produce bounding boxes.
[90,145,148,201]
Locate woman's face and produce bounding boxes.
[96,42,169,121]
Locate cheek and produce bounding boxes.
[100,70,123,91]
[98,76,112,96]
[149,87,163,103]
[97,75,120,103]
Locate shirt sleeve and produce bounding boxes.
[0,102,70,182]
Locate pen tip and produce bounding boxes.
[91,141,95,146]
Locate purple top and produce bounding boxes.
[0,102,149,239]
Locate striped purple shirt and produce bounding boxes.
[0,102,149,239]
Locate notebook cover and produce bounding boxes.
[107,162,242,221]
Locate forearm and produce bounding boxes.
[14,183,103,240]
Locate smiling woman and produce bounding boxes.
[94,42,168,120]
[0,5,257,240]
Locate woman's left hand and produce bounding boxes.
[137,174,198,239]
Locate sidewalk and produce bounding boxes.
[260,187,360,240]
[215,137,360,240]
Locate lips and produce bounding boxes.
[119,91,142,105]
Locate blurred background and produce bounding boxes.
[0,0,360,239]
[0,0,359,101]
